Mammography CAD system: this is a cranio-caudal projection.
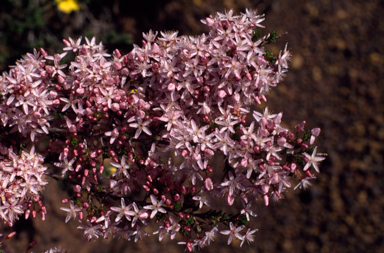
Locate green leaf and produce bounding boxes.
[264,49,277,64]
[252,28,261,42]
[302,130,311,141]
[306,146,315,155]
[239,216,249,225]
[266,31,277,44]
[70,137,78,147]
[174,202,182,212]
[186,217,194,225]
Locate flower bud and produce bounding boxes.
[181,186,187,195]
[204,177,213,191]
[263,195,269,206]
[174,194,181,201]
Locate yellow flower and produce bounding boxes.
[55,0,81,14]
[105,166,117,176]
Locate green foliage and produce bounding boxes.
[265,30,277,44]
[70,137,78,147]
[302,130,311,141]
[156,212,166,221]
[252,28,261,41]
[264,49,277,64]
[306,146,315,155]
[296,156,306,166]
[0,0,133,72]
[186,217,194,225]
[174,202,182,211]
[238,215,250,225]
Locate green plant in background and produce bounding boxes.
[0,0,132,72]
[0,0,53,71]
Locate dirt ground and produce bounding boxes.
[1,0,384,252]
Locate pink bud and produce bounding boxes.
[174,194,181,201]
[6,231,16,239]
[261,184,269,194]
[52,99,61,105]
[263,195,269,206]
[25,209,30,219]
[305,170,313,178]
[181,186,187,195]
[296,121,306,132]
[168,82,176,91]
[121,67,129,76]
[143,185,150,192]
[204,177,213,191]
[57,75,65,83]
[218,89,227,98]
[204,149,214,156]
[76,88,85,95]
[282,165,290,171]
[205,17,215,26]
[74,185,81,193]
[33,111,42,119]
[40,48,48,57]
[181,149,189,157]
[115,49,122,58]
[277,137,287,146]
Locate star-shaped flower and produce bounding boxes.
[143,195,166,219]
[303,147,325,173]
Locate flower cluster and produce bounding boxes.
[0,9,325,251]
[0,146,47,226]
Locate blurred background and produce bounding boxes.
[1,0,383,252]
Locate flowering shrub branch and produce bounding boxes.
[0,9,325,251]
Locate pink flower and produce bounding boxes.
[144,195,167,219]
[294,176,316,190]
[110,198,133,222]
[240,228,258,247]
[60,201,82,223]
[77,220,103,241]
[129,117,152,139]
[303,147,326,173]
[220,222,245,245]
